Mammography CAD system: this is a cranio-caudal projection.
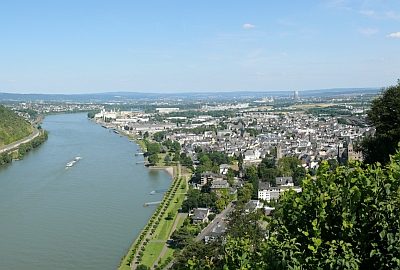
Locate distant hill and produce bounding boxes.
[0,88,380,102]
[0,105,34,147]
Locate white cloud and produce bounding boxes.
[360,10,376,17]
[372,58,390,63]
[385,12,400,20]
[387,32,400,38]
[243,23,256,29]
[358,28,379,36]
[325,0,351,10]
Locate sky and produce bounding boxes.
[1,0,399,94]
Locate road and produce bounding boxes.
[195,201,235,242]
[0,128,40,154]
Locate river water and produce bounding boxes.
[0,113,171,270]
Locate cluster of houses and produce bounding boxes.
[90,106,372,244]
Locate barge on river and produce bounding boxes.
[66,157,82,168]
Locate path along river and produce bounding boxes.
[0,113,172,270]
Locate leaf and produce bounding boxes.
[370,250,376,257]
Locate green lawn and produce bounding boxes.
[153,218,175,240]
[160,247,175,264]
[177,217,185,228]
[140,242,165,267]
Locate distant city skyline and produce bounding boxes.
[1,1,399,94]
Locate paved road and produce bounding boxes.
[195,201,235,242]
[0,128,40,154]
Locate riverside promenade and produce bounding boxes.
[117,161,189,270]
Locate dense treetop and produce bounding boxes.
[361,80,400,165]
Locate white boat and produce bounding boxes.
[66,157,82,167]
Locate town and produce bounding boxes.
[1,89,382,269]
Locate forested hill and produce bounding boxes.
[0,105,34,147]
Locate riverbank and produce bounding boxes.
[0,129,48,165]
[118,165,185,269]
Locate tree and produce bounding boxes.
[277,156,301,176]
[226,168,235,185]
[327,158,339,171]
[361,79,400,165]
[170,227,195,249]
[261,156,275,168]
[293,166,306,186]
[244,165,258,198]
[146,142,160,155]
[164,154,171,164]
[237,153,244,172]
[153,131,165,142]
[237,183,253,206]
[258,163,279,183]
[136,265,150,270]
[148,154,159,164]
[265,151,400,269]
[166,211,175,220]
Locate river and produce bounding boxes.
[0,113,172,270]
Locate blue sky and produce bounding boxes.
[1,0,399,94]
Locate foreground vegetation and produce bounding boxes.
[180,146,400,269]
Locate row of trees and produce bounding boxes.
[17,130,49,158]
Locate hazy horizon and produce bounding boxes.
[1,1,399,94]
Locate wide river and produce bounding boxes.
[0,113,172,270]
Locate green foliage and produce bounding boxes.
[277,156,302,177]
[153,131,165,142]
[258,163,279,183]
[244,165,258,198]
[86,111,98,119]
[361,79,400,165]
[237,183,253,206]
[226,168,235,185]
[245,128,259,137]
[0,105,34,146]
[148,154,159,164]
[136,264,150,270]
[187,146,400,269]
[293,166,306,186]
[146,142,161,155]
[17,131,49,158]
[181,187,219,212]
[0,151,13,165]
[170,226,196,249]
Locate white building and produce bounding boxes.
[258,180,302,202]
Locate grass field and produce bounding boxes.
[140,242,165,266]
